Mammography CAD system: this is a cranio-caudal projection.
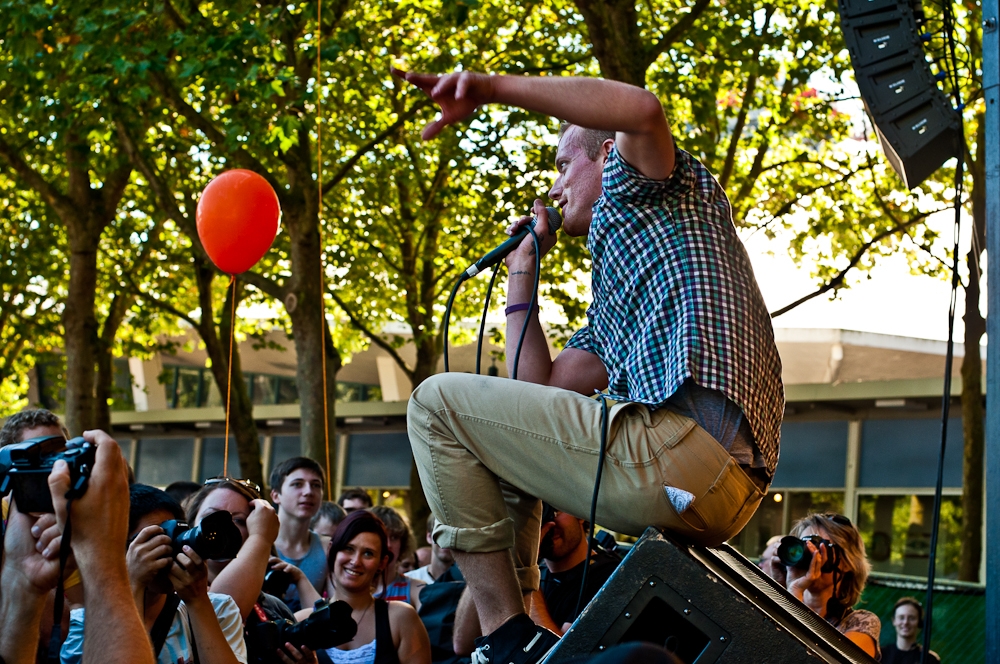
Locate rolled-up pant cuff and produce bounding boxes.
[433,516,515,553]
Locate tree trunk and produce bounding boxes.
[573,0,647,86]
[94,292,135,432]
[285,202,341,483]
[959,117,987,582]
[63,216,101,436]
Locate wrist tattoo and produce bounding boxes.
[509,270,533,276]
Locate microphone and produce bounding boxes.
[464,207,563,279]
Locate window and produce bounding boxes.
[270,436,301,473]
[859,418,963,488]
[729,491,845,560]
[201,436,245,480]
[856,493,963,579]
[344,432,412,487]
[135,438,194,487]
[771,420,848,489]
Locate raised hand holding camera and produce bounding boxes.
[0,435,95,514]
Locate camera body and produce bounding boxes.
[261,564,294,598]
[777,534,841,573]
[0,435,95,513]
[245,598,357,664]
[160,509,243,561]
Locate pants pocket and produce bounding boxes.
[608,404,696,466]
[654,429,764,546]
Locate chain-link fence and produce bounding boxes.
[860,573,985,663]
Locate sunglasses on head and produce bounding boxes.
[205,476,262,500]
[818,513,853,528]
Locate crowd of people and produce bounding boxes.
[0,408,946,664]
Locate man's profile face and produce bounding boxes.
[548,126,610,238]
[539,510,585,561]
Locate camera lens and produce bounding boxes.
[777,535,812,570]
[163,510,242,561]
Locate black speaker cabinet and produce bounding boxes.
[544,528,878,664]
[838,0,961,188]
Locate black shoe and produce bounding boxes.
[471,614,559,664]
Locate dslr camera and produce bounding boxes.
[160,510,243,561]
[261,563,294,597]
[245,598,357,664]
[777,534,841,573]
[0,435,95,513]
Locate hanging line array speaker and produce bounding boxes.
[544,528,878,664]
[839,0,961,189]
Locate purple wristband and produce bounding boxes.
[505,302,534,316]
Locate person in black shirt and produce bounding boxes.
[531,505,619,634]
[881,597,941,664]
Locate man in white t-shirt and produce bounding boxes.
[406,515,454,585]
[60,484,246,664]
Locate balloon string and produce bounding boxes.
[223,274,237,477]
[317,0,333,500]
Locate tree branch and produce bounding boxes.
[328,289,413,379]
[770,210,940,317]
[325,99,431,191]
[150,72,284,196]
[644,0,714,66]
[240,270,287,301]
[0,135,75,220]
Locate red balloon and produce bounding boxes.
[196,169,281,274]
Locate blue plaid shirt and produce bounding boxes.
[565,146,783,474]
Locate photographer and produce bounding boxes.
[185,479,281,620]
[1,429,153,664]
[315,510,430,664]
[60,484,246,664]
[186,479,323,664]
[761,513,880,658]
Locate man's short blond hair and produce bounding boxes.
[559,122,615,161]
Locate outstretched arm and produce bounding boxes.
[393,70,674,180]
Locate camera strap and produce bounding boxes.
[150,593,182,658]
[45,500,76,664]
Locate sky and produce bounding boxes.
[743,217,973,343]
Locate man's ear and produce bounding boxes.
[601,138,615,162]
[270,488,281,505]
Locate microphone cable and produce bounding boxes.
[442,213,611,624]
[510,229,541,381]
[475,264,501,375]
[574,393,612,619]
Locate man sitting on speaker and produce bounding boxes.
[761,513,880,658]
[397,69,783,664]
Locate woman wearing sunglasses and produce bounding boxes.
[761,513,880,659]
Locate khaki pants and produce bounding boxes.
[407,373,765,592]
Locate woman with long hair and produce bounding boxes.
[187,479,317,664]
[762,513,880,658]
[316,510,430,664]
